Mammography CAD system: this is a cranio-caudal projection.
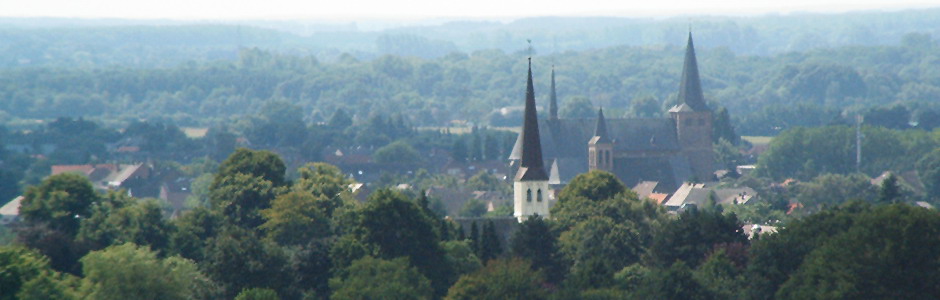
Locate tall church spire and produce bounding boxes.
[549,65,558,120]
[677,33,709,111]
[516,58,549,181]
[593,108,611,143]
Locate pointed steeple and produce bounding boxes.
[676,32,709,111]
[549,66,558,120]
[516,58,549,181]
[593,108,611,143]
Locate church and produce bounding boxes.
[511,33,716,220]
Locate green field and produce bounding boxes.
[742,136,773,145]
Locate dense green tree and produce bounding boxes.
[235,288,280,300]
[556,170,626,202]
[713,107,739,145]
[917,149,940,200]
[209,173,277,229]
[77,243,210,300]
[445,258,547,300]
[483,134,500,160]
[794,173,878,213]
[877,173,902,204]
[212,148,287,188]
[560,216,643,289]
[441,240,482,277]
[260,190,332,246]
[19,173,98,236]
[477,220,501,262]
[742,202,868,299]
[347,189,454,295]
[776,204,940,299]
[77,192,171,252]
[15,270,77,300]
[646,209,747,268]
[451,139,468,163]
[458,198,486,218]
[693,249,745,300]
[631,261,715,300]
[628,95,661,118]
[287,239,334,299]
[168,207,223,261]
[864,105,911,130]
[559,96,595,119]
[373,140,423,164]
[203,228,289,298]
[328,109,353,130]
[330,256,433,300]
[0,246,55,300]
[509,216,564,284]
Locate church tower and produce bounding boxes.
[514,58,551,221]
[669,33,715,181]
[588,108,614,172]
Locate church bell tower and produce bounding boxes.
[669,32,715,181]
[514,58,551,221]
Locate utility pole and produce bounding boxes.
[856,114,863,173]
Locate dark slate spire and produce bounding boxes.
[677,33,709,111]
[593,108,611,143]
[516,58,549,181]
[549,66,558,120]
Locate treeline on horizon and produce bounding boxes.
[2,148,939,299]
[2,29,940,137]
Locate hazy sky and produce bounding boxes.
[1,0,937,20]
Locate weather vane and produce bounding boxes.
[527,39,533,58]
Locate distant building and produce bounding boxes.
[511,33,716,193]
[51,163,152,194]
[0,196,22,225]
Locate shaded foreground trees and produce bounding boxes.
[4,151,940,299]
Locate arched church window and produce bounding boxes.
[526,189,532,202]
[537,189,543,202]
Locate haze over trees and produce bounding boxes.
[2,8,940,300]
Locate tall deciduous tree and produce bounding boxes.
[445,258,547,300]
[647,209,747,268]
[209,173,277,229]
[212,148,287,188]
[203,228,288,298]
[260,191,331,246]
[78,243,210,300]
[19,173,98,236]
[510,216,564,284]
[330,256,433,300]
[348,189,454,296]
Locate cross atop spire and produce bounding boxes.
[549,65,558,120]
[516,58,549,181]
[676,32,709,112]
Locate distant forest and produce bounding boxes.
[2,9,940,136]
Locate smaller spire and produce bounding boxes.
[593,108,611,143]
[549,65,558,120]
[676,32,709,112]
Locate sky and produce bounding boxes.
[1,0,938,21]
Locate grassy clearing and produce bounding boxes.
[182,127,208,138]
[742,136,773,145]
